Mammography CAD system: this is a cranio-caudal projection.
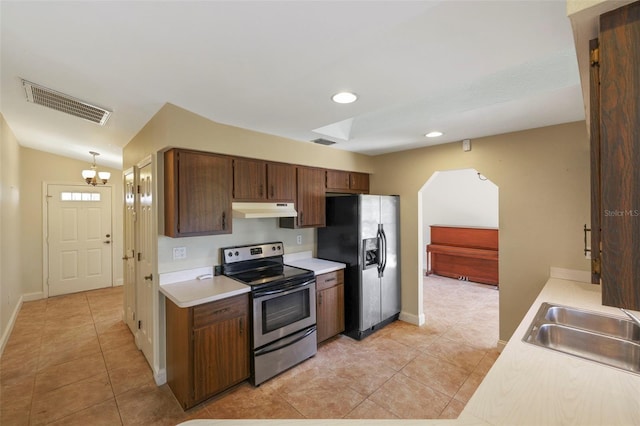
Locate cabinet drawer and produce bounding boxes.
[316,269,344,291]
[193,294,248,329]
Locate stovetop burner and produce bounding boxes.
[221,242,314,290]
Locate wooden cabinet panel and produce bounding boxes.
[164,149,232,237]
[267,162,295,201]
[193,295,249,328]
[596,2,640,310]
[316,270,345,343]
[326,170,350,191]
[166,294,249,409]
[316,269,343,291]
[325,169,369,194]
[233,158,266,201]
[281,166,325,228]
[233,158,295,202]
[193,315,249,402]
[297,167,326,228]
[349,172,369,193]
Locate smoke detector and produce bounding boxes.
[21,79,111,126]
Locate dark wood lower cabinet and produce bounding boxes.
[316,269,345,343]
[166,294,249,409]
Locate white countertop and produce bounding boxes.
[461,277,640,425]
[159,274,249,308]
[284,251,346,275]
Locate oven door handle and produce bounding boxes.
[253,278,315,298]
[254,326,316,356]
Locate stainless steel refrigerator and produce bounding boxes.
[317,194,400,340]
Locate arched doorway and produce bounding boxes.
[417,168,499,325]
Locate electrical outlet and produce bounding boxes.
[296,235,302,245]
[173,247,187,260]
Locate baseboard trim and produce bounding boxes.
[399,311,425,326]
[0,297,23,357]
[0,292,45,357]
[23,292,44,302]
[497,340,508,352]
[154,368,167,386]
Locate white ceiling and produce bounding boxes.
[0,1,584,170]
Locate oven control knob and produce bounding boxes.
[277,245,281,250]
[226,251,232,257]
[234,251,239,256]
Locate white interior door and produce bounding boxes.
[47,184,113,296]
[136,159,154,364]
[123,168,137,333]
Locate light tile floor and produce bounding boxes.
[0,275,499,424]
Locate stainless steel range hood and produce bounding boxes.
[232,202,297,219]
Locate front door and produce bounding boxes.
[47,184,113,296]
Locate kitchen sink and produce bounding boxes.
[543,304,640,342]
[523,302,640,374]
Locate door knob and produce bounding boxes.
[104,240,111,244]
[144,274,153,281]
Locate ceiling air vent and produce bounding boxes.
[21,79,111,126]
[312,138,336,146]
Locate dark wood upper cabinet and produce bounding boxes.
[233,157,266,201]
[266,162,296,201]
[164,149,232,237]
[280,166,326,228]
[325,169,369,194]
[592,1,640,310]
[233,158,295,202]
[349,172,370,193]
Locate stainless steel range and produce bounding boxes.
[221,242,317,385]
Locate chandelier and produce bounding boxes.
[82,151,111,186]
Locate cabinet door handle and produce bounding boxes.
[239,317,244,335]
[270,186,274,198]
[299,212,303,226]
[222,211,226,230]
[325,277,336,283]
[319,292,322,305]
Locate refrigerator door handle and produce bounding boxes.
[378,224,388,277]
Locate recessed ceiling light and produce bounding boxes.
[425,131,444,138]
[332,92,358,104]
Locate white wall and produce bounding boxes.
[422,168,499,255]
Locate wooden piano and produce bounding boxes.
[426,225,499,286]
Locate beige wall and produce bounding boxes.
[124,103,377,273]
[0,114,23,346]
[124,103,374,172]
[20,148,123,296]
[124,105,591,376]
[371,121,591,340]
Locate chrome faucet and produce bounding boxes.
[620,308,640,328]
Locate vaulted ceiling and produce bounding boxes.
[1,1,584,169]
